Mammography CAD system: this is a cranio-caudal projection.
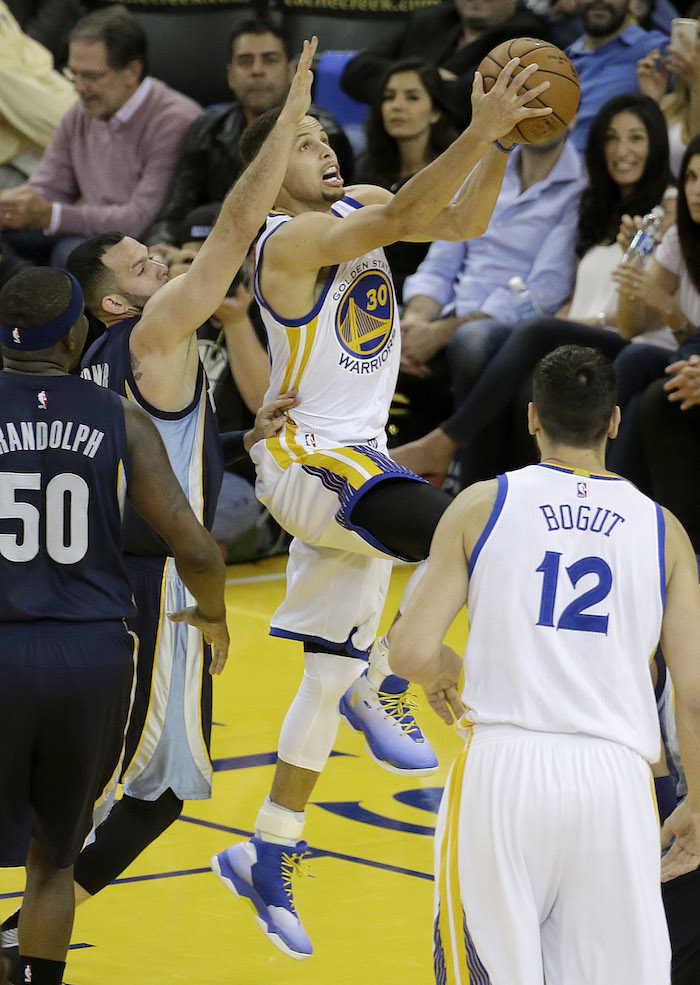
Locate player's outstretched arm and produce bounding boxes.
[122,400,229,674]
[273,60,551,273]
[133,37,318,352]
[658,507,700,879]
[389,481,497,723]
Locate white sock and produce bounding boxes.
[254,796,306,847]
[367,634,393,689]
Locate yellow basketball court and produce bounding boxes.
[0,557,468,984]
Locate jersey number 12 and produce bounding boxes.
[535,551,612,634]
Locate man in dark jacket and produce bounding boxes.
[147,17,353,250]
[340,0,551,127]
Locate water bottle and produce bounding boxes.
[621,206,664,267]
[509,276,542,321]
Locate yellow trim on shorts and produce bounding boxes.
[265,426,388,489]
[439,735,472,985]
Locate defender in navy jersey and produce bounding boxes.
[392,347,700,985]
[13,45,319,923]
[0,267,228,985]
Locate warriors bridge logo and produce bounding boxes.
[335,270,395,373]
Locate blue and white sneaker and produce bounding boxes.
[211,837,313,960]
[339,670,439,775]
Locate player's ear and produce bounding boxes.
[101,292,129,316]
[608,405,621,440]
[527,401,540,436]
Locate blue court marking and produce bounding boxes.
[212,750,353,772]
[69,943,94,950]
[314,800,435,836]
[393,787,443,813]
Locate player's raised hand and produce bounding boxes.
[168,606,230,675]
[244,388,300,450]
[471,59,552,142]
[281,37,318,125]
[661,798,700,881]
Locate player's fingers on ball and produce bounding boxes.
[520,79,550,102]
[499,56,521,82]
[513,62,539,86]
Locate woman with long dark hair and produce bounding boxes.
[612,135,700,552]
[392,93,674,483]
[357,58,458,301]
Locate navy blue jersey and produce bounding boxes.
[81,317,223,557]
[0,372,135,622]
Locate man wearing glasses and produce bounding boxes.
[0,5,199,267]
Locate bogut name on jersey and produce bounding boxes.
[80,362,109,388]
[0,420,105,458]
[539,503,626,537]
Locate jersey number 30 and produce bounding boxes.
[0,472,89,564]
[535,551,612,634]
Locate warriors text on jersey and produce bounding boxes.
[463,463,665,762]
[0,372,134,622]
[255,197,400,445]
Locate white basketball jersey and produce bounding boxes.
[463,464,665,762]
[254,197,400,444]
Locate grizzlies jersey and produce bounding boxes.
[255,197,400,444]
[463,464,665,762]
[81,317,223,557]
[0,372,134,622]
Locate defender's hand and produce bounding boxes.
[281,37,318,125]
[244,389,300,450]
[168,606,229,675]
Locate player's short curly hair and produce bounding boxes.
[532,345,618,448]
[0,267,74,328]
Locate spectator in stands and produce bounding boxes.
[340,0,551,128]
[0,1,77,189]
[636,3,700,175]
[0,4,200,267]
[355,58,459,301]
[611,134,700,548]
[399,128,585,379]
[147,17,353,251]
[393,93,673,485]
[566,0,668,153]
[7,0,85,67]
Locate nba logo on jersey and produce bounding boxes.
[577,481,587,498]
[37,390,48,410]
[12,327,20,345]
[24,966,32,983]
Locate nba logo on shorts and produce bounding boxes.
[24,966,32,982]
[577,481,587,498]
[12,327,20,344]
[37,390,48,410]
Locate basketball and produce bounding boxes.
[477,37,580,144]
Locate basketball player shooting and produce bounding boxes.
[210,57,554,959]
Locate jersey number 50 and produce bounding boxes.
[0,472,89,564]
[535,551,612,634]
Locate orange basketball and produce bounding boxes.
[477,37,580,144]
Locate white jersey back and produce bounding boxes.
[254,197,400,444]
[463,464,665,762]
